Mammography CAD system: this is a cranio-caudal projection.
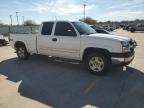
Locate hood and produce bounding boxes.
[83,33,131,42]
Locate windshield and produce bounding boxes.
[72,22,96,35]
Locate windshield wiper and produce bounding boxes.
[81,32,96,35]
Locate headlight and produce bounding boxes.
[121,41,129,53]
[121,41,129,47]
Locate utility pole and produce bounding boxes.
[22,16,25,24]
[9,15,12,26]
[55,16,57,21]
[16,12,19,25]
[83,4,86,21]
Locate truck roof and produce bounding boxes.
[42,20,79,23]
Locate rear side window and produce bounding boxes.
[54,22,77,36]
[41,22,54,35]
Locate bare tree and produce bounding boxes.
[79,17,97,25]
[23,20,37,26]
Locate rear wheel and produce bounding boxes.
[84,53,111,75]
[16,45,29,60]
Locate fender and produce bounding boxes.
[82,47,111,60]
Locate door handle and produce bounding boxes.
[52,38,57,42]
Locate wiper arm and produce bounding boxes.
[81,32,96,35]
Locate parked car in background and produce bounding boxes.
[123,25,130,30]
[123,24,135,31]
[90,25,110,34]
[0,35,8,46]
[102,25,114,31]
[122,25,127,30]
[0,39,8,46]
[129,24,144,32]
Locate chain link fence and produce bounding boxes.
[0,25,39,35]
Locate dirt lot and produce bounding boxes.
[0,29,144,108]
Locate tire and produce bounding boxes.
[130,28,135,33]
[16,45,29,60]
[83,53,111,75]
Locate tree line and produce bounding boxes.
[0,17,144,26]
[79,17,144,25]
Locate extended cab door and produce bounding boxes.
[51,22,81,60]
[37,22,54,55]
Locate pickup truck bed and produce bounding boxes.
[10,34,37,54]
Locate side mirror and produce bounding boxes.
[67,29,77,36]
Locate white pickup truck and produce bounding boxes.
[9,21,137,75]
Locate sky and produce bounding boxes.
[0,0,144,25]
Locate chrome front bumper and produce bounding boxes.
[111,51,135,64]
[112,39,137,65]
[112,55,134,64]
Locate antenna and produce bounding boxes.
[83,4,86,20]
[55,16,57,21]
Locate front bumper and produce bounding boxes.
[111,51,135,65]
[111,39,137,65]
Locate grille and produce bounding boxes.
[129,39,136,52]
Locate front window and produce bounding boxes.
[72,22,96,35]
[54,22,77,36]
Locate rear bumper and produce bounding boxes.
[111,51,135,65]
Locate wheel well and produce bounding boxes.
[14,41,26,49]
[83,47,111,61]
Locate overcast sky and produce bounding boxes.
[0,0,144,24]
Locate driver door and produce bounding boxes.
[51,22,80,60]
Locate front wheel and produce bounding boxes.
[16,45,29,60]
[84,53,111,75]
